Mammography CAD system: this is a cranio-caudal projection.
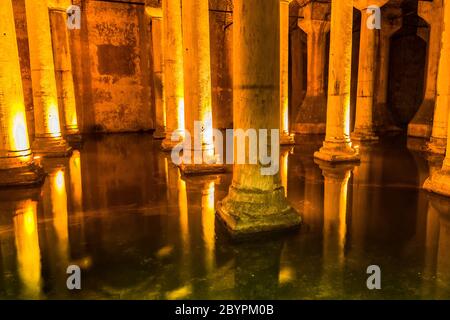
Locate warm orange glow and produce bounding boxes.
[177,97,185,136]
[202,181,215,270]
[51,169,69,242]
[281,150,289,196]
[178,172,189,248]
[13,201,42,299]
[69,150,83,212]
[48,103,62,137]
[12,109,30,151]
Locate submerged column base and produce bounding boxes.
[153,130,166,140]
[179,163,226,175]
[426,137,447,155]
[0,163,45,187]
[161,138,181,151]
[351,129,379,142]
[280,132,296,145]
[424,167,450,198]
[32,137,72,158]
[314,140,360,163]
[216,186,301,237]
[408,123,433,139]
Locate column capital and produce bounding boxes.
[418,0,444,25]
[353,0,389,11]
[297,0,331,34]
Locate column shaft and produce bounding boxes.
[161,0,185,150]
[0,0,44,186]
[314,0,359,163]
[217,0,300,236]
[151,17,166,139]
[25,0,71,157]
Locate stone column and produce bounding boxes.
[373,3,402,132]
[314,0,359,163]
[161,0,185,151]
[293,1,330,134]
[25,0,72,157]
[180,0,225,174]
[217,0,301,236]
[279,0,295,145]
[151,15,166,139]
[352,0,389,141]
[426,0,450,155]
[0,0,45,187]
[49,5,81,143]
[408,0,444,138]
[424,0,450,195]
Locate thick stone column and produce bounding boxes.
[294,1,330,134]
[279,0,295,145]
[161,0,185,151]
[424,0,450,196]
[0,0,45,187]
[314,0,359,163]
[151,16,166,139]
[426,0,450,155]
[373,3,402,133]
[217,0,301,236]
[25,0,72,157]
[49,5,81,143]
[180,0,225,174]
[408,0,444,138]
[352,0,389,141]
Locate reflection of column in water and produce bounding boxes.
[201,181,216,272]
[13,200,42,299]
[69,150,83,214]
[280,148,291,196]
[422,199,440,297]
[318,162,353,296]
[301,156,324,231]
[437,212,450,297]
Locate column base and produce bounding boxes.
[314,140,360,163]
[280,132,295,145]
[351,130,379,142]
[161,138,181,152]
[32,137,73,158]
[424,168,450,198]
[293,123,326,135]
[66,134,83,149]
[407,123,433,139]
[0,163,46,188]
[153,130,166,140]
[179,163,226,175]
[426,137,447,155]
[216,186,301,237]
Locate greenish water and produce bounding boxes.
[0,133,449,299]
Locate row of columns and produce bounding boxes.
[0,0,81,187]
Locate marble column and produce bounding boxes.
[279,0,295,145]
[0,0,45,187]
[25,0,72,157]
[180,0,225,174]
[408,0,444,138]
[352,0,389,141]
[426,0,450,155]
[294,0,330,134]
[314,0,359,163]
[161,0,185,151]
[151,15,166,139]
[424,0,450,195]
[217,0,301,236]
[49,5,81,143]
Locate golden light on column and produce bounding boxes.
[280,149,290,196]
[314,0,360,163]
[279,0,295,145]
[49,4,81,142]
[161,0,185,151]
[13,200,42,299]
[69,150,83,213]
[24,0,72,157]
[201,181,216,271]
[0,0,44,186]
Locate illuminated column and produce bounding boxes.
[408,1,444,138]
[49,3,81,142]
[352,0,389,141]
[314,0,359,163]
[426,0,450,155]
[217,0,301,236]
[0,0,44,187]
[161,0,185,151]
[279,0,295,145]
[180,0,225,174]
[25,0,72,157]
[424,0,450,196]
[374,3,402,132]
[151,16,166,139]
[294,0,330,134]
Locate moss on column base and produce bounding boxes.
[32,137,72,158]
[314,140,360,163]
[216,186,301,237]
[0,163,45,188]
